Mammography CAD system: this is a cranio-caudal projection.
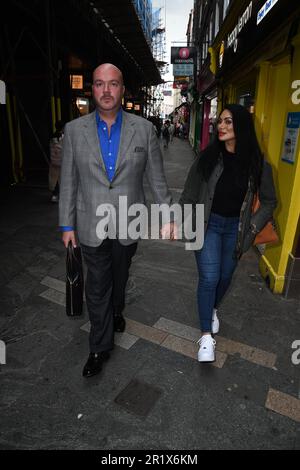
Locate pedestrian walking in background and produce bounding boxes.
[169,121,175,143]
[179,104,277,363]
[162,120,170,148]
[48,120,64,203]
[59,63,176,378]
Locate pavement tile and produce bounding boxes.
[41,276,65,293]
[153,317,200,342]
[80,321,139,350]
[217,336,277,369]
[266,388,300,423]
[161,334,227,368]
[39,288,65,306]
[126,318,168,345]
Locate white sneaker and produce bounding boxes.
[197,334,216,362]
[212,308,219,334]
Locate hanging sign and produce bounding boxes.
[171,47,196,64]
[173,64,194,76]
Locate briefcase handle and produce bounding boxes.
[67,242,82,280]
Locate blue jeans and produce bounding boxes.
[194,212,239,332]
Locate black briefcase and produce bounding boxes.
[66,242,84,317]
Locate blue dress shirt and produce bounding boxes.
[96,108,122,182]
[60,109,122,232]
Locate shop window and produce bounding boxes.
[238,93,255,113]
[76,97,89,116]
[236,75,257,113]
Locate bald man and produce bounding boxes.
[59,63,175,378]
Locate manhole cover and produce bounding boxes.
[114,379,162,417]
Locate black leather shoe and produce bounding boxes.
[82,351,110,378]
[114,314,126,332]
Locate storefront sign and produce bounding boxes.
[281,112,300,164]
[173,64,194,76]
[171,47,196,64]
[227,1,253,52]
[257,0,279,25]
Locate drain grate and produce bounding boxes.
[114,379,162,417]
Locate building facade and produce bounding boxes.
[192,0,300,298]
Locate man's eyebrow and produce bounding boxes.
[94,79,120,83]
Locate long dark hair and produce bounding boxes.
[198,104,264,192]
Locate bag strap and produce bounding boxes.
[252,192,260,213]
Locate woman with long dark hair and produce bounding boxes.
[179,104,277,362]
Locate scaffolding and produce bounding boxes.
[132,0,153,46]
[151,7,167,75]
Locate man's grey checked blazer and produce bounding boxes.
[59,110,172,246]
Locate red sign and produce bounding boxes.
[171,47,196,64]
[179,48,190,59]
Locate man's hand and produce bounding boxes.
[62,230,77,248]
[160,222,178,241]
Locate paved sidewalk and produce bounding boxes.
[0,136,300,450]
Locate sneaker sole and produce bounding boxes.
[197,355,216,363]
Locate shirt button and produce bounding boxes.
[109,166,113,170]
[108,153,112,156]
[103,127,106,131]
[109,140,112,143]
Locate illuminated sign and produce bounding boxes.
[70,75,83,89]
[257,0,279,25]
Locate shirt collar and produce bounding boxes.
[96,108,122,127]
